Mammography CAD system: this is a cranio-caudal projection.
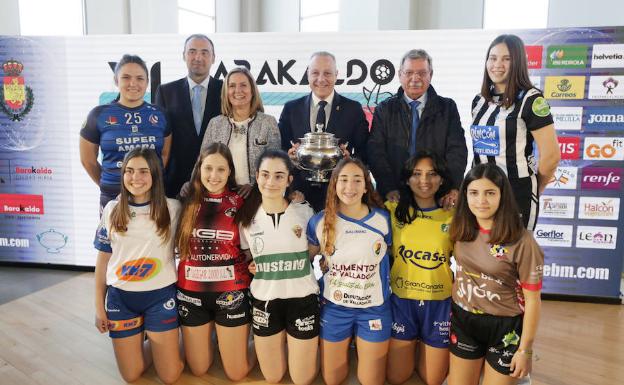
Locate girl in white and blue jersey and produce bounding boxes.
[93,148,182,384]
[307,158,392,385]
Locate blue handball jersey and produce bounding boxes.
[80,101,170,187]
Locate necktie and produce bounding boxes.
[315,100,328,132]
[409,100,421,157]
[192,85,203,135]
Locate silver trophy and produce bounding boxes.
[294,131,343,182]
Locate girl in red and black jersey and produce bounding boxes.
[175,142,254,380]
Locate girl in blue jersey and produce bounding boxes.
[385,151,454,385]
[93,148,182,384]
[308,158,392,385]
[80,54,172,212]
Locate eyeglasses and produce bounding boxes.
[401,70,430,78]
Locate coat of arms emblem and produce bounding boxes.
[1,59,35,121]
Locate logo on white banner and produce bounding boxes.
[540,196,575,219]
[578,197,620,220]
[534,224,573,247]
[583,137,624,160]
[588,76,624,99]
[547,167,577,190]
[591,44,624,68]
[576,226,617,249]
[551,107,582,131]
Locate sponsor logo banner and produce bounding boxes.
[552,106,582,131]
[591,44,624,68]
[581,167,622,190]
[558,136,580,160]
[539,196,576,219]
[584,107,624,131]
[525,45,543,69]
[546,45,588,68]
[576,226,617,249]
[588,76,624,99]
[534,224,573,247]
[0,194,44,215]
[544,76,585,99]
[578,197,620,221]
[547,167,577,190]
[583,137,624,160]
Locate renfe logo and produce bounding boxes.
[0,194,44,215]
[583,137,624,160]
[576,226,617,250]
[581,167,622,190]
[578,197,620,221]
[525,46,543,69]
[558,136,580,160]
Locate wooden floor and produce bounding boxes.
[0,272,622,385]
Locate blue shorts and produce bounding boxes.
[390,294,450,348]
[320,300,392,343]
[105,284,179,338]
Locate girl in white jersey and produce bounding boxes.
[235,149,319,385]
[308,158,392,385]
[93,148,183,384]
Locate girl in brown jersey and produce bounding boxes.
[448,163,543,385]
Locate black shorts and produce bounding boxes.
[449,302,523,375]
[176,287,251,327]
[509,176,538,231]
[251,294,320,339]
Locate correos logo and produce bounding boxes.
[583,137,624,160]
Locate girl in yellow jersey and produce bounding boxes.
[385,150,454,385]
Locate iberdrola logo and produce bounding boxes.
[0,59,35,121]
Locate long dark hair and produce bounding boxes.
[450,163,523,244]
[321,158,384,257]
[480,34,534,109]
[235,149,294,228]
[176,143,238,260]
[395,151,451,224]
[110,148,171,241]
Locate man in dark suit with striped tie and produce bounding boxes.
[279,51,370,211]
[155,34,223,197]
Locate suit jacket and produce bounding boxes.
[278,92,369,211]
[155,76,222,197]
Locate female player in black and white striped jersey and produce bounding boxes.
[470,34,560,230]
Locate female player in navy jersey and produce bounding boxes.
[236,149,319,385]
[175,143,255,380]
[307,158,392,385]
[93,148,182,384]
[471,34,559,230]
[448,163,543,385]
[80,54,172,212]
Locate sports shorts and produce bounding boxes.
[320,300,392,343]
[105,284,178,338]
[390,294,450,347]
[251,294,319,339]
[449,302,524,375]
[176,287,251,327]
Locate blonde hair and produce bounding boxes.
[220,67,264,118]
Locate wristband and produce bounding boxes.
[517,349,533,357]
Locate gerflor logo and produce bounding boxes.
[534,224,573,247]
